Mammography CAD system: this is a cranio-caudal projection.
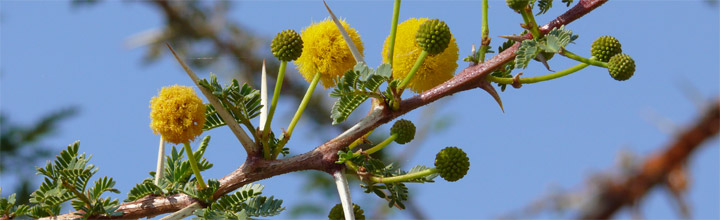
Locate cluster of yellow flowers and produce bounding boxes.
[296,19,364,89]
[149,85,205,144]
[383,18,458,93]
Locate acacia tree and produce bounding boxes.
[1,0,716,219]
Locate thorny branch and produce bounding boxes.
[39,0,609,219]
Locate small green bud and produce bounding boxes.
[434,146,470,182]
[506,0,530,11]
[271,29,303,62]
[416,19,452,55]
[328,203,365,220]
[591,36,622,62]
[607,53,635,81]
[391,119,416,144]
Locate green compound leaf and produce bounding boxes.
[538,25,578,53]
[125,179,163,202]
[562,0,573,7]
[515,39,540,69]
[195,183,284,219]
[200,74,262,131]
[537,0,553,15]
[182,179,220,204]
[30,142,121,218]
[330,63,389,125]
[89,176,120,201]
[0,190,30,219]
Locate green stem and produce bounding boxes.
[183,142,207,189]
[486,62,590,84]
[561,50,608,68]
[345,160,360,171]
[263,61,288,159]
[398,50,429,90]
[344,159,437,183]
[348,130,374,150]
[478,0,490,63]
[272,72,321,159]
[371,168,437,183]
[60,180,93,209]
[354,134,397,156]
[386,0,401,65]
[520,7,541,39]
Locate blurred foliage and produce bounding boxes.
[0,108,77,205]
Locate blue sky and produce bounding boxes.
[1,1,718,219]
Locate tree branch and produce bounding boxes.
[41,0,608,218]
[578,99,720,219]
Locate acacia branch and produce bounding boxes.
[40,0,608,219]
[578,99,720,219]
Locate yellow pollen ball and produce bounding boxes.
[295,18,364,89]
[149,85,206,144]
[383,18,459,93]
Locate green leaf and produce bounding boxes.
[88,177,119,201]
[537,0,553,15]
[200,74,262,131]
[330,63,389,124]
[125,180,162,202]
[242,196,284,217]
[514,40,540,69]
[376,63,393,78]
[562,0,573,6]
[538,25,578,53]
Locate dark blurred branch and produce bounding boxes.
[578,99,719,219]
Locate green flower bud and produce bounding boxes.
[434,146,470,182]
[607,53,635,81]
[591,36,622,62]
[506,0,530,11]
[271,29,303,62]
[416,19,452,55]
[391,119,416,144]
[328,203,365,220]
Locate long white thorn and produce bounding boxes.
[333,170,355,220]
[323,0,364,64]
[259,60,269,132]
[154,137,165,185]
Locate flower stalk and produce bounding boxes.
[386,0,401,65]
[272,72,322,159]
[486,62,590,85]
[183,142,207,190]
[561,49,608,68]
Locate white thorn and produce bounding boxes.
[259,60,268,131]
[334,170,355,220]
[154,137,165,185]
[323,0,364,64]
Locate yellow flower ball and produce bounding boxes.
[149,85,206,144]
[296,18,364,89]
[383,18,459,93]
